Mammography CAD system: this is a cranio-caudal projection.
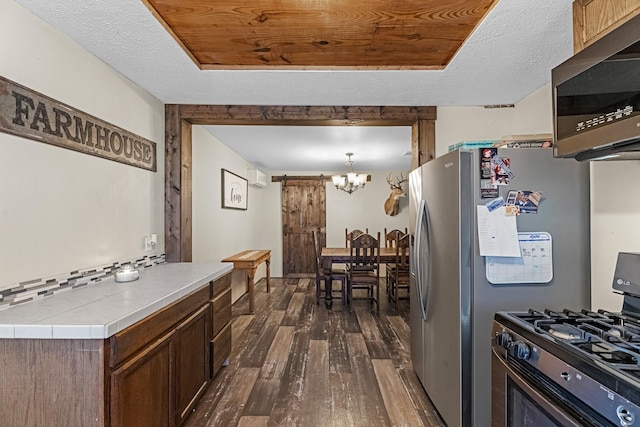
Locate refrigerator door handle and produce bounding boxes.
[414,199,428,320]
[421,199,432,320]
[411,200,421,317]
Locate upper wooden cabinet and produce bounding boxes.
[573,0,640,52]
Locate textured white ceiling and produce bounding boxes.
[205,125,414,171]
[13,0,576,171]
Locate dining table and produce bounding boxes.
[321,247,398,265]
[320,246,399,306]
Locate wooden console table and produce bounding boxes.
[222,250,271,314]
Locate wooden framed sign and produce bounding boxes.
[0,76,156,171]
[221,169,248,210]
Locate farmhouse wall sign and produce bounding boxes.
[0,76,156,171]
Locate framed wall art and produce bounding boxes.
[221,168,248,210]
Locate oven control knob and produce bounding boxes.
[496,332,512,348]
[617,406,634,426]
[511,342,531,360]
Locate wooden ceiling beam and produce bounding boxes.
[175,105,436,126]
[164,104,436,262]
[271,175,332,182]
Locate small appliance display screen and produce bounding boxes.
[555,40,640,140]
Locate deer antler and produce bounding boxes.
[384,173,407,216]
[386,173,407,189]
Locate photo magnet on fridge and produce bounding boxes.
[506,190,543,214]
[491,157,511,186]
[485,197,505,212]
[479,148,499,198]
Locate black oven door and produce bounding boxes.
[492,347,607,427]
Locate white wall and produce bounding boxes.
[436,85,553,158]
[248,171,409,270]
[325,171,410,247]
[0,0,164,290]
[590,163,640,310]
[192,126,276,302]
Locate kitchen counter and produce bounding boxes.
[0,262,232,339]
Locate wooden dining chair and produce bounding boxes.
[345,228,368,247]
[387,233,410,310]
[347,232,380,310]
[383,227,408,298]
[384,228,408,248]
[313,230,347,308]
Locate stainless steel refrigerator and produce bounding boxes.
[409,148,590,427]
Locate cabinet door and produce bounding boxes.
[573,0,640,51]
[110,332,173,427]
[175,304,211,425]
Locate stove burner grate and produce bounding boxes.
[511,308,640,368]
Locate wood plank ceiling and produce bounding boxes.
[142,0,499,70]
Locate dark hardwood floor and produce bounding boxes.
[184,277,446,427]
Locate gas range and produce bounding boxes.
[491,252,640,426]
[493,308,640,426]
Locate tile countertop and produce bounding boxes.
[0,262,233,340]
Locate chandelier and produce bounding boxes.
[332,153,368,194]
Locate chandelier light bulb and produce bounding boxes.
[332,153,367,195]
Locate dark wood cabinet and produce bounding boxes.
[0,269,232,427]
[175,304,210,425]
[210,272,232,378]
[110,274,231,427]
[0,339,107,426]
[212,322,232,378]
[110,331,174,427]
[109,287,211,426]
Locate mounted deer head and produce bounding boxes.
[384,173,408,216]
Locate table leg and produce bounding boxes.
[325,257,333,308]
[247,270,255,314]
[265,257,271,293]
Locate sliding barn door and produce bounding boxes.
[281,179,326,277]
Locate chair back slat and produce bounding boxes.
[345,228,368,247]
[349,232,380,271]
[395,233,410,268]
[384,227,408,248]
[387,232,410,309]
[348,232,381,310]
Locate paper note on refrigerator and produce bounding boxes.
[476,205,521,257]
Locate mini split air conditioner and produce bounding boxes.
[247,169,267,188]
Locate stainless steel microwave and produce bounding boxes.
[552,14,640,161]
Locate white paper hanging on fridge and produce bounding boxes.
[477,205,521,257]
[486,232,553,284]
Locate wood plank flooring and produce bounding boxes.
[184,277,446,427]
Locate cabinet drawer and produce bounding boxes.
[211,323,231,378]
[211,272,231,299]
[110,287,209,368]
[211,288,231,338]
